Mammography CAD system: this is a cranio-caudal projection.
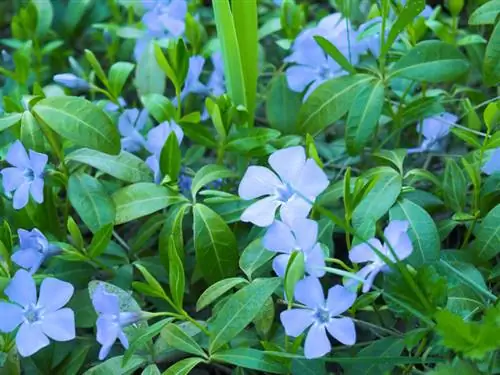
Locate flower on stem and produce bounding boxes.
[1,140,48,210]
[263,218,325,278]
[118,109,149,153]
[408,112,457,154]
[178,55,207,101]
[53,73,89,90]
[104,97,127,112]
[348,220,413,293]
[280,277,356,359]
[238,146,329,227]
[11,228,59,274]
[482,148,500,175]
[92,284,142,360]
[0,270,75,357]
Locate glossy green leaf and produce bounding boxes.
[314,35,355,73]
[212,348,287,374]
[483,21,500,86]
[196,277,248,311]
[167,236,185,308]
[33,96,120,154]
[443,159,467,212]
[32,0,53,38]
[160,132,181,180]
[108,62,135,97]
[141,94,176,123]
[473,204,500,260]
[82,355,146,375]
[135,42,166,96]
[344,338,405,375]
[20,111,45,152]
[225,128,281,153]
[84,49,108,86]
[87,223,114,258]
[0,112,22,132]
[162,358,204,375]
[468,0,500,25]
[191,164,237,198]
[266,74,302,134]
[162,323,206,357]
[239,238,274,279]
[284,251,304,304]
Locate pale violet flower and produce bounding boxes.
[357,17,385,57]
[145,155,162,184]
[348,220,413,293]
[0,270,75,357]
[118,109,149,152]
[408,112,457,154]
[104,97,127,112]
[180,56,207,100]
[238,146,329,227]
[12,228,59,275]
[482,148,500,175]
[207,52,225,97]
[53,73,89,90]
[280,277,356,359]
[92,285,142,360]
[263,218,325,278]
[1,141,48,210]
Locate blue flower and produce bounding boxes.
[348,220,413,293]
[11,229,59,275]
[356,17,386,57]
[104,97,127,112]
[263,218,325,278]
[280,277,356,359]
[482,148,500,175]
[92,285,142,360]
[207,52,225,97]
[238,146,329,227]
[118,109,149,153]
[180,56,207,99]
[0,270,75,357]
[1,140,48,210]
[53,73,89,90]
[408,112,457,154]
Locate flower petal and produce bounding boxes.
[272,253,291,277]
[268,146,305,184]
[279,195,312,225]
[291,218,318,251]
[280,309,314,337]
[38,277,74,312]
[294,276,325,309]
[6,141,30,169]
[99,343,113,361]
[11,249,44,272]
[304,324,331,359]
[240,196,281,227]
[42,308,75,341]
[349,238,383,264]
[28,150,48,176]
[326,317,356,345]
[1,167,25,192]
[238,166,282,200]
[263,220,296,253]
[92,285,120,315]
[326,285,357,316]
[16,323,50,357]
[5,269,36,307]
[286,65,317,93]
[30,178,44,204]
[0,302,23,332]
[305,244,326,278]
[13,182,30,210]
[383,220,409,247]
[96,316,120,346]
[390,231,413,262]
[361,266,381,293]
[482,148,500,175]
[292,159,329,199]
[118,109,139,136]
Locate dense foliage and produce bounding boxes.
[0,0,499,374]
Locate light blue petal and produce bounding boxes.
[240,196,281,227]
[38,277,74,312]
[268,146,306,184]
[305,244,326,278]
[291,218,318,251]
[238,166,282,200]
[263,220,295,253]
[326,317,356,345]
[1,167,25,192]
[5,269,36,307]
[92,285,120,315]
[326,285,356,316]
[280,309,314,337]
[0,302,23,332]
[41,308,75,341]
[6,141,30,169]
[30,178,44,204]
[272,253,291,277]
[294,277,325,309]
[304,324,331,359]
[291,158,329,199]
[13,182,30,210]
[28,150,48,177]
[16,323,50,357]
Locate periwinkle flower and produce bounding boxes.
[280,277,356,359]
[357,17,385,57]
[92,285,142,360]
[179,56,207,100]
[238,146,329,227]
[142,0,187,37]
[145,155,162,184]
[348,220,413,293]
[146,120,184,156]
[12,228,59,275]
[118,109,149,153]
[104,97,127,112]
[207,52,225,97]
[408,112,457,154]
[263,218,325,278]
[1,140,48,210]
[482,148,500,175]
[0,270,75,357]
[53,73,89,90]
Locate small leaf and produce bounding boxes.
[191,165,236,198]
[483,21,500,87]
[443,159,467,212]
[88,223,114,259]
[160,132,181,181]
[108,62,135,97]
[135,41,166,96]
[0,113,22,132]
[284,251,304,304]
[239,238,275,279]
[162,358,205,375]
[162,323,206,357]
[211,348,287,374]
[32,0,53,38]
[85,49,108,87]
[266,74,302,134]
[314,35,355,73]
[196,277,248,311]
[168,236,185,308]
[473,204,500,261]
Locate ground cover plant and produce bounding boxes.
[0,0,499,373]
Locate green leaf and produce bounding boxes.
[32,0,53,38]
[389,41,469,82]
[284,251,304,304]
[68,173,115,233]
[160,132,181,180]
[87,223,113,258]
[212,0,247,110]
[55,343,91,375]
[167,236,185,308]
[141,94,176,124]
[123,318,172,366]
[191,165,237,198]
[134,263,168,299]
[443,158,467,212]
[66,148,153,183]
[373,149,407,175]
[212,348,287,374]
[21,111,45,152]
[314,36,355,74]
[380,0,425,58]
[239,238,274,279]
[0,112,22,132]
[112,183,185,225]
[389,199,440,267]
[468,0,500,25]
[193,204,238,284]
[85,49,108,86]
[345,80,385,155]
[473,203,500,260]
[484,21,500,86]
[162,358,204,375]
[225,128,281,153]
[63,0,93,35]
[298,74,373,135]
[141,365,161,375]
[108,62,135,97]
[266,74,302,134]
[135,41,166,96]
[82,355,146,375]
[209,278,281,352]
[162,323,206,357]
[32,96,120,154]
[196,277,248,311]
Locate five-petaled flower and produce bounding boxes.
[118,108,149,153]
[263,218,325,278]
[53,73,89,90]
[482,147,500,175]
[12,228,59,275]
[238,146,329,227]
[348,220,413,293]
[178,55,207,102]
[0,270,75,357]
[280,277,356,359]
[408,112,456,154]
[1,140,48,210]
[92,284,142,360]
